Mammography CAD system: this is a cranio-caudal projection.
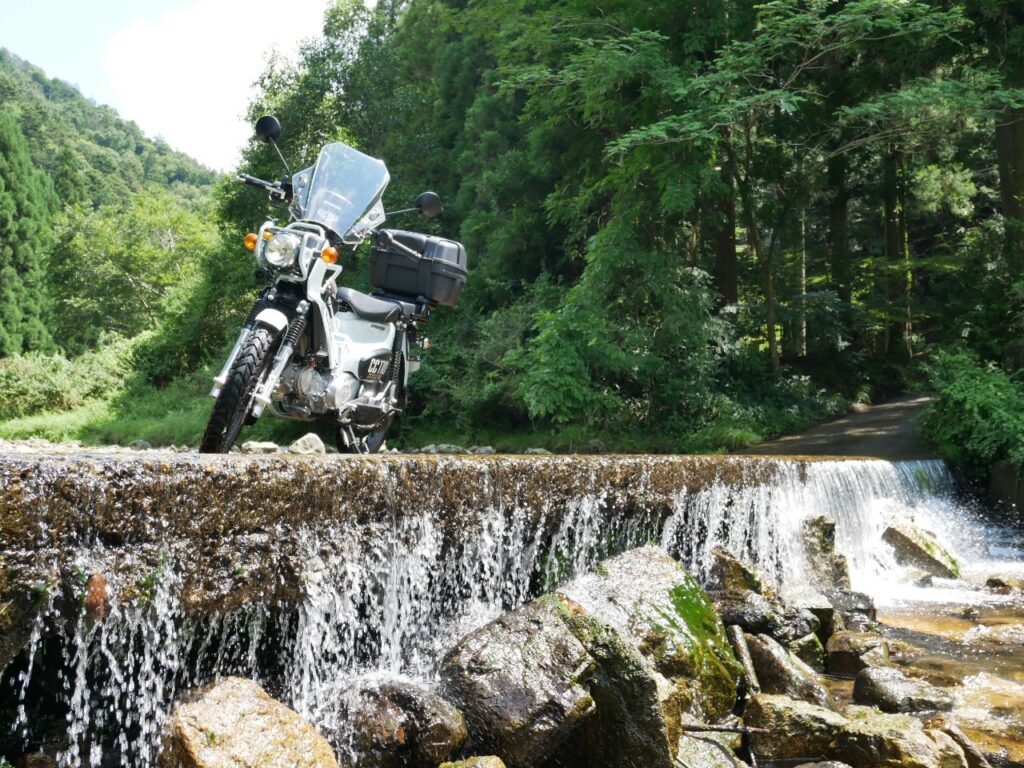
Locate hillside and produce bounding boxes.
[0,48,215,207]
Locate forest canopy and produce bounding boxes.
[1,1,1023,474]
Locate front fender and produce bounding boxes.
[255,308,289,333]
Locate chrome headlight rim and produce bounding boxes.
[263,232,301,268]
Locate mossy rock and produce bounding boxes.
[560,546,741,724]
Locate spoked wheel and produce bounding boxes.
[200,327,280,453]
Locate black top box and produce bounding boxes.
[369,229,467,307]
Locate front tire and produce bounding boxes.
[200,327,279,454]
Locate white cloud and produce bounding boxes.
[103,0,328,171]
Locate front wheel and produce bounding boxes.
[200,327,279,453]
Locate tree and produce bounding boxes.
[0,108,56,356]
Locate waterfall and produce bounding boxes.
[2,455,1000,765]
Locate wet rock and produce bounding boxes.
[560,546,741,723]
[438,759,506,768]
[240,440,279,454]
[675,726,747,767]
[826,632,889,677]
[469,446,496,455]
[83,572,109,625]
[984,575,1024,594]
[882,524,960,579]
[794,763,852,768]
[158,676,338,768]
[743,694,847,761]
[797,515,853,592]
[744,633,833,709]
[440,598,595,767]
[289,433,326,455]
[789,588,841,644]
[964,623,1024,648]
[828,591,877,632]
[339,676,467,767]
[727,624,761,696]
[853,667,954,713]
[707,548,764,594]
[0,575,41,673]
[832,555,852,591]
[711,589,819,644]
[546,594,676,768]
[829,706,968,768]
[925,714,994,768]
[130,439,153,450]
[524,448,552,455]
[789,632,826,672]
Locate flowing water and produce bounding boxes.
[2,455,1021,766]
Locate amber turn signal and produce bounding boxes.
[322,246,339,264]
[244,233,258,251]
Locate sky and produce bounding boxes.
[0,0,331,171]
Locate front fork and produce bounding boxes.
[251,300,310,418]
[210,294,272,398]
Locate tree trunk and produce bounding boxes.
[828,153,851,307]
[725,141,779,374]
[996,105,1024,273]
[713,163,739,305]
[799,204,807,357]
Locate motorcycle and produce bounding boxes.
[200,116,467,454]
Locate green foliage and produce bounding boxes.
[0,48,215,209]
[0,335,135,420]
[51,190,218,355]
[922,350,1024,482]
[0,107,56,357]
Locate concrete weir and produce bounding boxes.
[0,451,956,766]
[0,453,793,615]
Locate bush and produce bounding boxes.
[921,349,1024,482]
[0,335,137,420]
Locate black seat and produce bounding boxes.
[336,286,411,323]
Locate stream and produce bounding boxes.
[1,453,1021,766]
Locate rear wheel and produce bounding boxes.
[200,327,279,453]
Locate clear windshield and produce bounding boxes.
[290,142,389,243]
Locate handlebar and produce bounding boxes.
[236,173,291,202]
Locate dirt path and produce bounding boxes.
[737,395,938,459]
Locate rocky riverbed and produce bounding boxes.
[1,444,1022,767]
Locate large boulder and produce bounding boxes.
[853,667,953,714]
[337,675,467,767]
[440,598,595,767]
[158,676,338,768]
[744,633,833,709]
[826,632,889,678]
[882,525,960,579]
[560,546,741,724]
[828,706,968,768]
[743,694,847,761]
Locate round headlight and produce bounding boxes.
[264,233,300,268]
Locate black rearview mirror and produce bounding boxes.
[255,115,283,144]
[415,191,443,219]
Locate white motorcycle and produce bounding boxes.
[200,116,466,454]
